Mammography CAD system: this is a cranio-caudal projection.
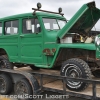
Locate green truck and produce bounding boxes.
[0,1,100,92]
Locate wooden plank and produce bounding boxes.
[43,80,100,97]
[15,67,60,75]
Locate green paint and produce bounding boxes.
[0,2,99,68]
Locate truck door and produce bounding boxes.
[3,20,19,62]
[20,18,43,65]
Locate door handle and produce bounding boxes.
[20,35,24,37]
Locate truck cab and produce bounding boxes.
[0,12,66,68]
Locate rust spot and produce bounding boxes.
[43,48,53,56]
[52,48,56,53]
[43,48,50,53]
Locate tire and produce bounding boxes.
[60,58,91,91]
[0,74,13,94]
[30,65,40,70]
[92,70,100,78]
[14,78,33,100]
[0,56,13,69]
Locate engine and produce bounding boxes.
[60,31,100,44]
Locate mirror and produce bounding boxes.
[35,27,41,33]
[26,20,32,30]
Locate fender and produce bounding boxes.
[49,43,96,68]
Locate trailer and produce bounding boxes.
[0,67,100,100]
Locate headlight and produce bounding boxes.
[95,36,100,46]
[37,3,42,9]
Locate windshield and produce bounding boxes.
[43,18,66,30]
[57,20,66,29]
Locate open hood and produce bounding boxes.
[58,1,100,39]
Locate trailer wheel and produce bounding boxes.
[0,74,13,94]
[0,56,13,69]
[30,65,40,70]
[14,78,33,100]
[61,58,91,91]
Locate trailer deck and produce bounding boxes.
[15,67,100,100]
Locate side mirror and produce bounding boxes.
[26,20,32,30]
[35,27,41,33]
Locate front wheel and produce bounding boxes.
[60,58,91,91]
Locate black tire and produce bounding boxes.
[92,70,100,78]
[60,58,91,92]
[30,65,40,70]
[0,56,13,69]
[0,74,13,94]
[14,78,33,100]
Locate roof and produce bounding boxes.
[0,12,66,21]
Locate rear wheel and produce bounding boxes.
[14,78,33,100]
[60,58,91,91]
[0,56,13,69]
[0,74,13,94]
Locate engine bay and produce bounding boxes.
[60,31,100,44]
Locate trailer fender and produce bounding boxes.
[0,69,40,94]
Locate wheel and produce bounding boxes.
[92,70,100,78]
[14,78,33,100]
[0,56,13,69]
[30,65,40,70]
[60,58,91,91]
[0,74,13,94]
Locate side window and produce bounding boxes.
[5,20,19,35]
[22,18,41,34]
[23,18,34,33]
[43,18,59,30]
[35,19,41,33]
[0,23,2,35]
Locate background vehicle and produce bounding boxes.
[0,2,100,92]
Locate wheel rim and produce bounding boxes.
[15,81,29,99]
[65,64,82,89]
[0,60,6,68]
[0,78,6,93]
